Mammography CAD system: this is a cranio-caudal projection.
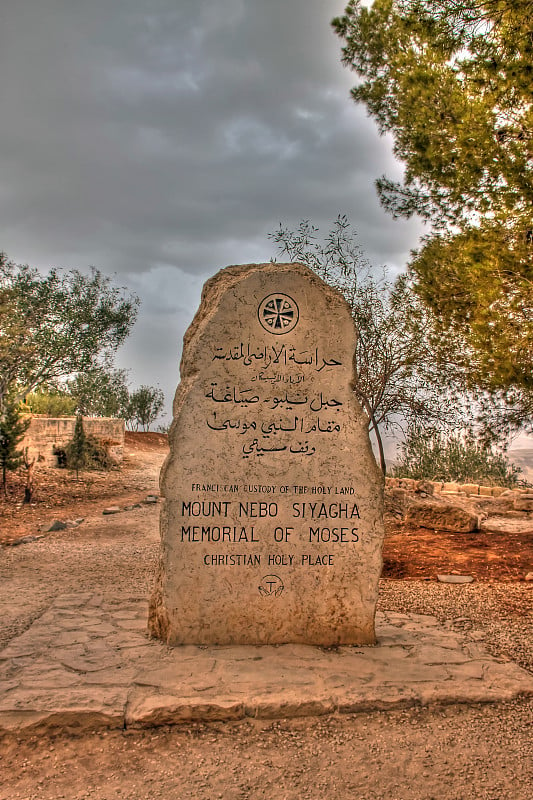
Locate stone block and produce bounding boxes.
[405,498,480,532]
[460,484,479,496]
[148,263,384,646]
[514,494,533,512]
[442,482,460,493]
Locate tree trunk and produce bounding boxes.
[23,454,35,504]
[373,425,386,475]
[363,402,386,474]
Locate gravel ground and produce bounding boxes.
[0,507,160,650]
[0,447,532,799]
[378,581,533,673]
[0,701,532,800]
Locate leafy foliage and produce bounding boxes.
[124,385,165,432]
[23,388,77,417]
[332,1,533,427]
[63,415,116,475]
[23,367,165,432]
[65,414,89,479]
[66,365,130,418]
[0,253,139,409]
[392,426,524,486]
[82,436,117,470]
[477,387,533,443]
[0,397,30,494]
[269,216,471,471]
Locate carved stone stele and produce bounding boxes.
[148,263,384,646]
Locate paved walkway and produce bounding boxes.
[1,593,532,734]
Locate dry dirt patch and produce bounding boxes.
[0,432,168,545]
[383,522,533,582]
[0,702,532,800]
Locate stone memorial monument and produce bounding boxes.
[148,263,384,646]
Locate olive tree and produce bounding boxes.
[0,253,139,409]
[269,217,472,472]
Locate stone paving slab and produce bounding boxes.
[0,593,532,734]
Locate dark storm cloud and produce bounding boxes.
[1,0,423,413]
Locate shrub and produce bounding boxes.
[391,428,523,487]
[84,436,117,470]
[65,414,88,478]
[0,398,30,495]
[23,389,76,417]
[62,416,116,474]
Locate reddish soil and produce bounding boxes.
[383,521,532,582]
[1,432,532,581]
[0,432,168,545]
[123,431,169,451]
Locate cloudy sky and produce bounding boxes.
[1,0,425,422]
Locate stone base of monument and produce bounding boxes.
[1,593,532,734]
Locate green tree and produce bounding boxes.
[0,253,139,409]
[67,365,130,418]
[124,386,165,432]
[0,397,30,495]
[392,426,523,486]
[65,414,89,479]
[23,387,77,417]
[269,217,471,472]
[332,1,533,427]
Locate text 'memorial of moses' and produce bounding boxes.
[148,263,384,646]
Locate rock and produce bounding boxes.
[514,495,533,512]
[437,575,474,584]
[397,478,417,491]
[41,520,68,532]
[480,517,533,535]
[144,495,159,504]
[8,535,44,546]
[384,488,408,517]
[442,482,460,493]
[102,506,122,515]
[149,262,385,647]
[525,572,533,582]
[405,497,481,533]
[460,484,480,496]
[415,480,434,496]
[478,497,516,517]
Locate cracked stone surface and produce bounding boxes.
[0,593,532,733]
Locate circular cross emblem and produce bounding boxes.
[258,574,285,597]
[258,294,299,335]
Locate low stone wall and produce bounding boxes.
[385,477,533,526]
[385,476,525,498]
[22,417,125,467]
